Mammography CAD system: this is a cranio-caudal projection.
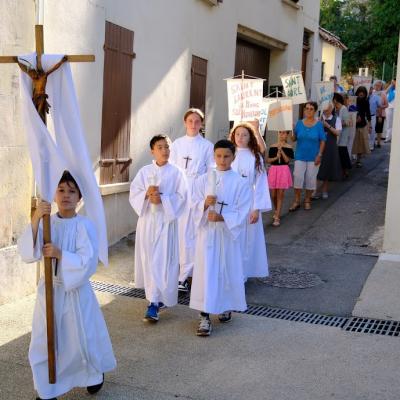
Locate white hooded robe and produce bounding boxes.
[129,162,187,306]
[17,214,116,399]
[232,148,271,279]
[189,169,251,314]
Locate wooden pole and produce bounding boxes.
[35,24,56,384]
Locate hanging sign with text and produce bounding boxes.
[226,78,264,121]
[280,72,307,105]
[352,75,372,92]
[267,98,293,131]
[258,98,276,135]
[315,81,334,110]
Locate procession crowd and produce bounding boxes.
[16,73,396,399]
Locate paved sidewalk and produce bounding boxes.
[1,292,399,400]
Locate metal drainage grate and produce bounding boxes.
[91,281,400,337]
[243,304,347,328]
[91,280,346,328]
[91,280,191,305]
[92,280,146,299]
[343,317,400,337]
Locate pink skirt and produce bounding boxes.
[268,165,293,189]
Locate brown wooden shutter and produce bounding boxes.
[100,21,135,184]
[234,38,270,96]
[190,55,208,112]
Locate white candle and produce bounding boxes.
[207,169,216,196]
[35,0,44,25]
[148,175,157,214]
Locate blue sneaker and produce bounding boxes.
[144,303,159,322]
[158,302,167,310]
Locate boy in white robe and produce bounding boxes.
[189,140,251,336]
[130,135,187,322]
[169,108,214,292]
[17,171,116,400]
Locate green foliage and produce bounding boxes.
[320,0,399,79]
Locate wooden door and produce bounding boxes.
[234,38,270,96]
[190,55,208,112]
[100,21,135,184]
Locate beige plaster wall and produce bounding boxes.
[0,0,37,304]
[382,35,400,255]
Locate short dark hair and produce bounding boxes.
[329,75,338,81]
[333,92,344,105]
[59,170,82,199]
[304,101,318,112]
[214,139,236,155]
[149,134,170,149]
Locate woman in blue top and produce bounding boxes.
[290,101,326,211]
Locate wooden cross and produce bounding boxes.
[183,155,192,169]
[0,24,95,384]
[217,200,228,214]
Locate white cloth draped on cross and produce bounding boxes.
[19,53,108,266]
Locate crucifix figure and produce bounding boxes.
[183,155,192,169]
[217,200,228,214]
[0,24,94,384]
[18,55,68,122]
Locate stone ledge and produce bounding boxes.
[282,0,300,10]
[99,182,130,196]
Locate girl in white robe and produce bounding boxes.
[189,140,251,336]
[17,172,116,400]
[169,108,214,290]
[230,122,272,280]
[130,135,187,321]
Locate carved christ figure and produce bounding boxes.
[18,55,68,122]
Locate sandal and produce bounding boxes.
[272,217,280,227]
[289,202,300,212]
[304,201,311,211]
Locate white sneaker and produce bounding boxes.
[322,192,328,200]
[196,316,212,336]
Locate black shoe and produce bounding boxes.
[218,311,232,323]
[178,280,190,292]
[87,374,104,394]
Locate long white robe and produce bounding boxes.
[169,134,214,281]
[232,148,271,279]
[129,162,187,306]
[17,215,116,399]
[189,169,251,314]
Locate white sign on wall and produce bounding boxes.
[267,99,293,131]
[280,72,307,105]
[226,78,264,121]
